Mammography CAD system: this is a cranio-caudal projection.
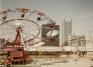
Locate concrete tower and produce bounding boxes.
[60,19,72,46]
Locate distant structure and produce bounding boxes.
[68,34,86,48]
[68,34,86,55]
[60,19,72,46]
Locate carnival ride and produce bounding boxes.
[0,8,57,64]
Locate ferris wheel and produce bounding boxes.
[0,8,56,50]
[0,8,59,64]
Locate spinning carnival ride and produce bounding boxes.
[0,8,57,64]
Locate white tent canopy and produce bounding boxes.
[46,30,59,37]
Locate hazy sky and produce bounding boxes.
[1,0,93,35]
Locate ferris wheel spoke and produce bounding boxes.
[0,31,14,36]
[22,32,36,38]
[22,26,39,30]
[6,23,15,29]
[1,27,15,31]
[22,29,39,33]
[22,25,39,29]
[0,22,15,29]
[0,21,7,26]
[22,31,49,42]
[21,32,39,42]
[20,32,28,49]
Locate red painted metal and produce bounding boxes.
[4,26,31,64]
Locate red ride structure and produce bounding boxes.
[5,26,30,64]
